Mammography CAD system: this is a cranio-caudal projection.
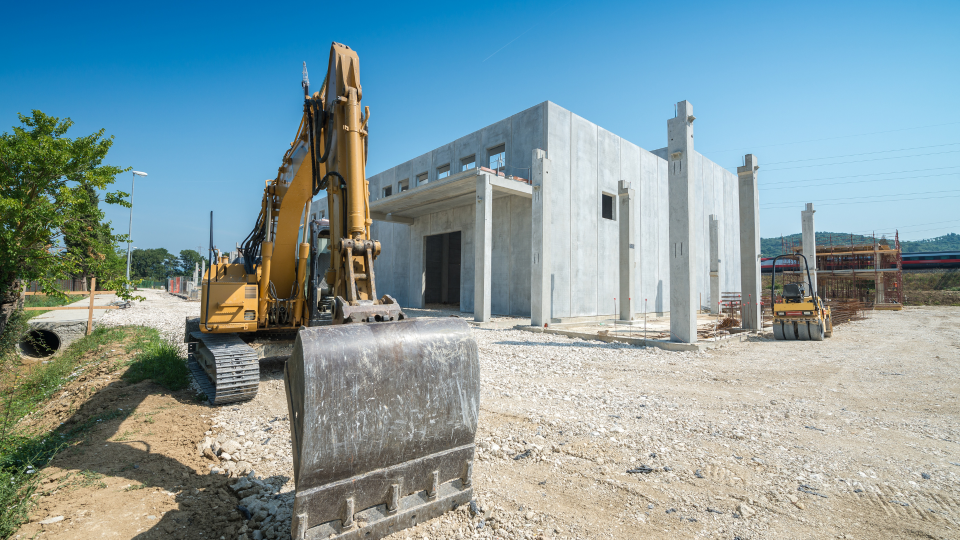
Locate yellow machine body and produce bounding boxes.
[769,254,833,341]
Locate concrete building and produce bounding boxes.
[314,101,748,327]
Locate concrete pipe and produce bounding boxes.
[19,328,62,358]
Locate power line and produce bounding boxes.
[761,187,960,208]
[699,120,960,155]
[750,142,960,167]
[759,172,958,191]
[759,165,960,186]
[845,218,960,235]
[762,150,960,172]
[763,193,960,210]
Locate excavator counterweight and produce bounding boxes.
[185,42,480,540]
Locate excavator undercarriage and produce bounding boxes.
[184,42,479,540]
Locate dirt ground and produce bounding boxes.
[15,297,960,539]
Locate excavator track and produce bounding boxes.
[187,332,260,405]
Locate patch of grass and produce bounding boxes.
[122,340,190,391]
[0,319,163,538]
[59,469,106,490]
[23,294,88,320]
[123,483,147,492]
[113,429,140,442]
[0,467,39,538]
[2,326,133,424]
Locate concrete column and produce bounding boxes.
[668,100,697,343]
[737,154,761,330]
[618,180,636,321]
[531,149,552,327]
[474,175,493,322]
[801,203,818,295]
[709,215,720,314]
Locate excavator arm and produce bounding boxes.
[301,43,402,324]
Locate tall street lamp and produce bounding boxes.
[126,171,148,281]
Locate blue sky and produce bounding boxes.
[2,0,957,255]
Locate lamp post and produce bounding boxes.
[126,171,148,281]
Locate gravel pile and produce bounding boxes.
[98,288,199,346]
[118,292,960,538]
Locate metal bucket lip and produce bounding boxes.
[286,316,480,488]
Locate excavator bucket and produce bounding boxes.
[284,318,479,540]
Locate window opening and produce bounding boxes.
[488,144,505,171]
[461,155,476,171]
[416,172,428,185]
[601,193,615,220]
[437,164,451,179]
[398,178,409,192]
[382,185,393,198]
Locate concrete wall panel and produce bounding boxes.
[510,104,544,180]
[693,152,705,311]
[657,157,670,313]
[491,196,511,314]
[455,131,483,173]
[570,114,599,317]
[431,142,455,181]
[509,195,533,316]
[546,102,572,319]
[638,149,660,315]
[597,127,620,315]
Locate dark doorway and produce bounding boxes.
[424,231,461,305]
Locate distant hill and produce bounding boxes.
[760,232,960,258]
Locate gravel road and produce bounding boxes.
[104,291,960,539]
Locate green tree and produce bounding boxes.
[63,185,116,282]
[178,249,203,276]
[131,248,179,280]
[0,111,134,335]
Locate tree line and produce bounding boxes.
[129,248,204,281]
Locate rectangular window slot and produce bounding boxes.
[398,179,409,192]
[461,155,476,171]
[382,185,393,198]
[437,164,450,179]
[416,172,428,185]
[488,144,505,171]
[601,193,615,220]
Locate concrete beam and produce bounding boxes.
[668,100,697,343]
[737,154,761,330]
[709,214,720,314]
[618,180,635,321]
[801,202,818,295]
[474,175,493,322]
[369,212,415,225]
[531,149,552,327]
[489,176,534,198]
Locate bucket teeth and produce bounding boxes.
[188,332,259,405]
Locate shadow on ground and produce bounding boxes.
[17,358,285,539]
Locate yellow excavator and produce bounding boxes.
[185,42,479,540]
[769,254,832,340]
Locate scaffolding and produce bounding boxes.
[777,231,903,310]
